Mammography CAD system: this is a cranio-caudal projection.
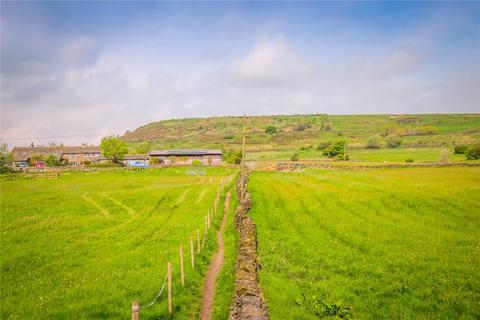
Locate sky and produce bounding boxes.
[1,1,479,147]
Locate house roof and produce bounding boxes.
[123,154,149,160]
[10,146,100,161]
[149,149,222,156]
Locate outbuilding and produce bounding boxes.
[149,149,222,166]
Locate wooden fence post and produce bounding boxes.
[190,236,195,270]
[179,245,185,287]
[168,262,172,317]
[196,229,200,253]
[131,300,139,320]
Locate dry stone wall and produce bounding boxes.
[229,174,269,320]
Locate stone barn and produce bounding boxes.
[149,149,222,166]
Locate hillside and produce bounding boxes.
[122,114,480,161]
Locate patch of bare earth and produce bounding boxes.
[200,191,231,320]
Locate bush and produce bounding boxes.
[366,136,381,149]
[192,160,202,166]
[223,134,234,139]
[386,137,402,148]
[454,145,468,154]
[323,141,346,158]
[223,149,242,164]
[466,143,480,160]
[45,154,61,167]
[405,158,414,163]
[294,122,311,131]
[265,125,277,134]
[317,141,332,151]
[291,153,299,161]
[87,162,123,168]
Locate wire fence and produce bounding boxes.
[131,173,237,319]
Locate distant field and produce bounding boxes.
[1,168,234,319]
[248,167,480,319]
[247,146,478,164]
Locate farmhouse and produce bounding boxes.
[10,146,101,166]
[149,149,222,165]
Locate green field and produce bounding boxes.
[248,167,480,319]
[1,168,235,319]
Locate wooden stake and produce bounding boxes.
[196,229,200,253]
[167,262,172,317]
[207,211,210,229]
[131,300,139,320]
[179,245,185,287]
[202,228,206,248]
[190,236,195,270]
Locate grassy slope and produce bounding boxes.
[248,167,480,319]
[122,114,480,154]
[1,168,233,319]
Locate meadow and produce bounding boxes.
[0,168,235,319]
[248,167,480,319]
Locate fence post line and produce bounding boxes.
[131,300,139,320]
[168,262,173,317]
[179,245,185,287]
[196,229,200,253]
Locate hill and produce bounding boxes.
[122,114,480,161]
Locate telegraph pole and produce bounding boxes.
[241,114,247,202]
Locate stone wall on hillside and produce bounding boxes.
[229,174,269,320]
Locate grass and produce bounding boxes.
[248,167,480,319]
[1,168,235,319]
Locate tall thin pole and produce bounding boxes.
[241,114,247,202]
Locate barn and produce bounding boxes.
[149,149,222,165]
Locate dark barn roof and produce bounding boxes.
[149,149,222,157]
[123,154,150,160]
[10,146,100,161]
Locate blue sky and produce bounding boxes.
[1,1,479,147]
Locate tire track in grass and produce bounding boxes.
[82,194,110,217]
[195,188,208,205]
[200,190,231,320]
[175,188,190,206]
[100,193,135,218]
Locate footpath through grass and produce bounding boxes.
[1,168,234,319]
[248,167,480,319]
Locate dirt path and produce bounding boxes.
[200,190,231,320]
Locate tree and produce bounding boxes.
[466,143,480,160]
[366,136,381,149]
[45,154,61,167]
[323,140,346,158]
[386,137,402,148]
[0,143,13,173]
[454,145,468,154]
[265,125,277,134]
[100,136,128,162]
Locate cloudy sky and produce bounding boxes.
[1,2,479,147]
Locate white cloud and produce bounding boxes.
[1,33,479,148]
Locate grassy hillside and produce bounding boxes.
[248,167,480,319]
[122,114,480,157]
[1,168,234,319]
